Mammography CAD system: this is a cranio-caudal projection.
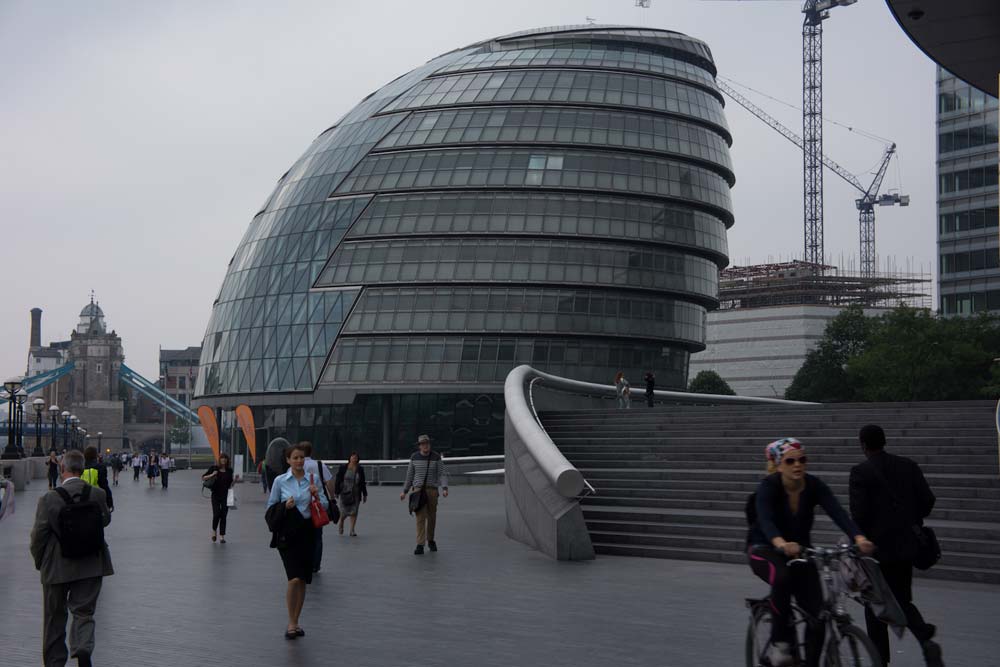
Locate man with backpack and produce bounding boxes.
[30,449,114,667]
[81,446,113,513]
[849,424,943,667]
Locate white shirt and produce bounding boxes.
[60,476,80,486]
[303,457,333,486]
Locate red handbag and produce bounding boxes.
[309,473,330,528]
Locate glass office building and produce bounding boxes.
[194,25,734,458]
[936,68,999,315]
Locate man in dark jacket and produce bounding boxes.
[31,449,114,667]
[82,446,113,512]
[849,424,942,667]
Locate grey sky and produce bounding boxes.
[0,0,937,380]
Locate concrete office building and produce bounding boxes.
[194,25,735,457]
[936,68,999,315]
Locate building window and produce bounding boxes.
[96,363,103,373]
[178,376,187,389]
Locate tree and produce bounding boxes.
[688,370,736,395]
[168,419,191,446]
[785,305,874,402]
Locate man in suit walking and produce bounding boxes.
[30,449,114,667]
[849,424,943,667]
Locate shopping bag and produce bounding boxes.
[857,557,906,637]
[227,487,238,509]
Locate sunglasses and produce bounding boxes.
[783,456,808,466]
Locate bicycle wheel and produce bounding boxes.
[746,604,773,667]
[824,623,882,667]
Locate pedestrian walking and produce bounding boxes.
[109,453,122,486]
[644,371,655,408]
[82,447,114,513]
[159,453,171,489]
[202,453,235,543]
[146,452,159,488]
[399,434,448,555]
[265,443,319,640]
[301,442,334,572]
[131,453,142,482]
[47,451,61,489]
[29,449,114,667]
[849,424,943,667]
[335,452,368,537]
[614,371,631,409]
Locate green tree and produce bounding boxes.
[168,419,191,446]
[688,370,736,395]
[785,305,874,402]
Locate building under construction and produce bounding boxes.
[718,260,931,310]
[689,260,931,398]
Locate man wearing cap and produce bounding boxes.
[399,434,448,555]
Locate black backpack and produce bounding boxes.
[54,485,105,559]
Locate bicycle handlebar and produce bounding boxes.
[788,544,861,566]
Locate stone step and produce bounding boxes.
[563,451,998,466]
[545,425,996,436]
[567,458,999,475]
[552,435,996,448]
[581,494,1000,523]
[556,442,996,454]
[585,478,1000,500]
[589,542,1000,585]
[573,467,1000,488]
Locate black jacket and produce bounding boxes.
[747,473,860,547]
[849,450,935,562]
[264,502,309,550]
[85,461,114,510]
[334,464,368,500]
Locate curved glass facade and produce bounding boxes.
[195,25,734,459]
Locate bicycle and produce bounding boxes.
[745,544,882,667]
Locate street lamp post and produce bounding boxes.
[14,389,27,457]
[2,378,23,459]
[61,411,71,450]
[49,405,60,453]
[32,398,45,457]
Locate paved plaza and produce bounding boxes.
[1,471,997,666]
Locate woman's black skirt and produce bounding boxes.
[278,523,317,584]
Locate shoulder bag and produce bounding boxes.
[408,455,432,515]
[309,473,331,528]
[317,463,340,525]
[871,464,940,570]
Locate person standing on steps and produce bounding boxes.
[30,449,114,667]
[614,372,631,409]
[400,434,448,555]
[202,453,235,544]
[644,371,655,408]
[335,452,367,537]
[849,424,943,667]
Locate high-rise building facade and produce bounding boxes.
[195,26,735,457]
[936,67,999,315]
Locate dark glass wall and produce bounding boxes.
[197,25,735,451]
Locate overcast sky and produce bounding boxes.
[0,0,938,380]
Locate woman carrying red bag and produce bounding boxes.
[265,442,320,640]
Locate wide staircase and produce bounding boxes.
[540,401,1000,585]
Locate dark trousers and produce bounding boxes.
[43,576,103,667]
[161,469,169,488]
[748,546,825,667]
[211,494,229,534]
[313,526,324,571]
[133,466,140,480]
[646,391,654,407]
[864,560,934,664]
[48,472,59,489]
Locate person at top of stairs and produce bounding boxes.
[746,437,875,667]
[614,372,631,410]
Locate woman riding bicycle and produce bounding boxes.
[747,438,874,667]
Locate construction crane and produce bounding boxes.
[801,0,856,266]
[717,78,908,278]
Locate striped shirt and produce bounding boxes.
[403,451,448,492]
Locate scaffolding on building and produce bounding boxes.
[718,260,931,310]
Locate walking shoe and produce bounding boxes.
[414,544,424,555]
[765,641,794,667]
[428,540,438,552]
[921,639,944,667]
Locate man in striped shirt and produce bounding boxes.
[399,434,448,555]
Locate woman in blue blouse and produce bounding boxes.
[266,442,319,640]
